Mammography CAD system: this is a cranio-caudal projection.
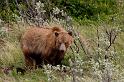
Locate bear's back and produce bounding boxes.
[23,27,51,38]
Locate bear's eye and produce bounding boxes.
[65,42,68,46]
[55,32,59,37]
[59,42,61,45]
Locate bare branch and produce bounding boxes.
[105,28,118,51]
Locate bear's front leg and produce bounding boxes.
[24,55,36,69]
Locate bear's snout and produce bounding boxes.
[59,43,66,52]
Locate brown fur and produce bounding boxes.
[21,26,73,68]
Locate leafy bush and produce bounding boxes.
[51,0,118,20]
[0,0,119,22]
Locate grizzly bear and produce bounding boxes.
[21,25,73,68]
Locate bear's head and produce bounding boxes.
[53,28,73,53]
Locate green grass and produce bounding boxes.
[1,17,124,82]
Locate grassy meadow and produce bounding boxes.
[0,0,124,82]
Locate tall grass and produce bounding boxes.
[0,1,124,82]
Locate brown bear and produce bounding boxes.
[20,25,73,68]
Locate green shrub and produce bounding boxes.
[0,0,119,22]
[53,0,117,20]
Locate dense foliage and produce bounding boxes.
[52,0,118,20]
[0,0,119,22]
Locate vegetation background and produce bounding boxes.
[0,0,124,82]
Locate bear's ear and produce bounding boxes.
[68,31,73,36]
[55,32,59,37]
[52,27,61,32]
